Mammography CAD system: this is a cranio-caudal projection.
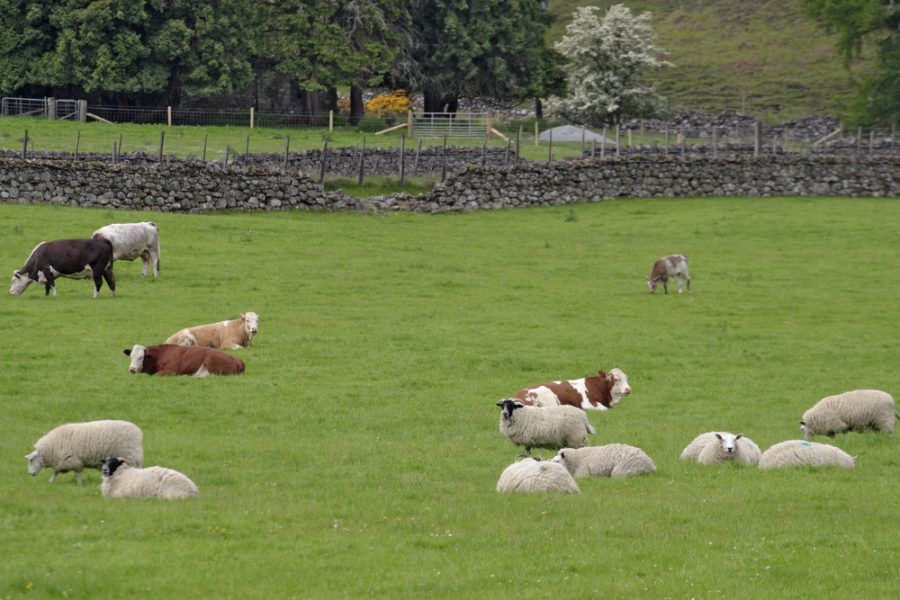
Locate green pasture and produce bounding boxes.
[1,197,898,598]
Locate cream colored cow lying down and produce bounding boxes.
[164,312,259,349]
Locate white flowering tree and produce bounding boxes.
[548,4,673,126]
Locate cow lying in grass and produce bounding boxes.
[124,344,245,377]
[9,239,115,298]
[164,312,259,349]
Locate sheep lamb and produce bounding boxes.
[26,420,143,484]
[497,399,595,456]
[759,440,855,470]
[551,444,656,479]
[100,457,199,499]
[801,389,897,439]
[680,432,761,466]
[496,458,579,493]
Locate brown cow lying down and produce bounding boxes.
[164,312,259,349]
[124,344,245,377]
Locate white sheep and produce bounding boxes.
[496,399,595,456]
[759,440,855,470]
[679,432,761,466]
[26,420,143,484]
[551,444,656,479]
[801,389,897,439]
[100,457,200,499]
[496,457,579,493]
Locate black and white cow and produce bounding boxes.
[9,239,115,298]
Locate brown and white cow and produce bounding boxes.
[92,222,161,277]
[124,344,245,377]
[163,312,259,349]
[9,238,115,298]
[513,368,632,411]
[647,254,691,294]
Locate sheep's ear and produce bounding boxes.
[714,433,723,440]
[736,434,743,440]
[496,401,504,407]
[513,401,524,408]
[559,451,567,459]
[123,349,132,356]
[799,419,805,425]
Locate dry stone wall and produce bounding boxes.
[1,155,897,215]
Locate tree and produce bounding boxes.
[392,0,564,113]
[803,0,899,125]
[547,4,672,126]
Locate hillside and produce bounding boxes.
[547,0,874,119]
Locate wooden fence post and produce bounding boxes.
[47,98,57,121]
[754,121,761,156]
[534,120,539,147]
[413,138,422,176]
[601,127,607,159]
[76,100,87,122]
[283,135,290,172]
[112,142,117,165]
[547,129,553,163]
[868,129,874,154]
[581,126,586,153]
[22,129,28,159]
[357,137,365,186]
[319,138,328,185]
[399,135,406,185]
[626,128,632,148]
[516,126,522,163]
[244,135,250,159]
[481,134,488,167]
[407,110,413,138]
[856,127,862,156]
[712,127,718,159]
[74,131,81,161]
[167,106,172,127]
[615,125,621,156]
[158,130,165,162]
[664,126,670,155]
[250,107,255,129]
[505,138,511,165]
[591,139,596,159]
[441,135,448,182]
[118,133,123,158]
[202,134,208,163]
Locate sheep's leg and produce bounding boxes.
[75,471,83,485]
[49,471,57,483]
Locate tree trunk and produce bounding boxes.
[534,97,543,119]
[325,87,339,113]
[349,86,364,126]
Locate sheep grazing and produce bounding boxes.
[801,389,897,439]
[680,432,761,466]
[759,440,855,470]
[496,458,579,493]
[26,420,143,484]
[551,444,656,479]
[100,457,200,499]
[496,399,595,456]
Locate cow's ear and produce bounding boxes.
[123,349,132,356]
[240,313,245,319]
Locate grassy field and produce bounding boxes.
[548,0,873,119]
[1,198,898,598]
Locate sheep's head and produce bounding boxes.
[496,399,524,420]
[715,433,742,454]
[102,457,126,477]
[25,450,41,476]
[799,419,810,440]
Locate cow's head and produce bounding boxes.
[25,450,42,476]
[606,368,632,405]
[102,457,126,477]
[123,345,147,374]
[496,398,525,420]
[714,433,742,454]
[9,270,34,295]
[242,312,259,338]
[646,276,662,293]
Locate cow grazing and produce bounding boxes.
[513,368,632,411]
[647,254,691,294]
[124,344,245,377]
[164,312,259,349]
[92,222,160,277]
[9,239,115,298]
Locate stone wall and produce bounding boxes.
[1,155,897,215]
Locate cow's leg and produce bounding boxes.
[39,269,56,296]
[194,364,211,378]
[676,276,683,294]
[91,267,105,299]
[662,279,668,294]
[140,250,149,277]
[685,271,692,292]
[102,268,116,298]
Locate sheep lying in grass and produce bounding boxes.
[26,420,143,484]
[100,457,199,499]
[496,399,595,456]
[680,432,761,466]
[801,390,897,439]
[496,458,579,493]
[551,444,656,479]
[759,440,854,470]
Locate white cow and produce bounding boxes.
[647,254,691,294]
[92,222,161,277]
